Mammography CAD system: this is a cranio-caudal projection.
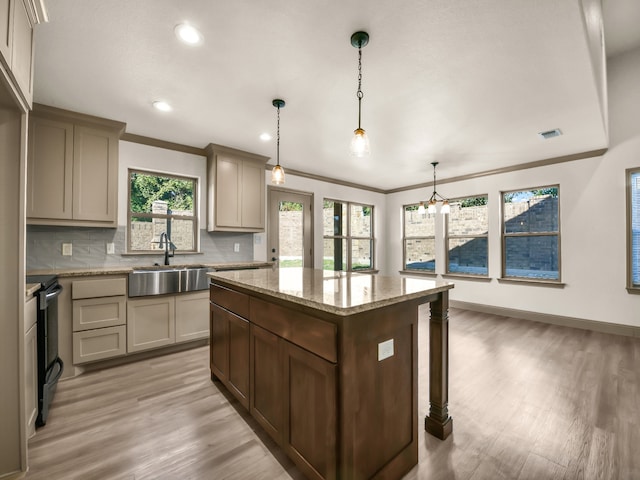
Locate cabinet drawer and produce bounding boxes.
[73,295,126,331]
[250,297,337,363]
[210,283,249,318]
[72,277,127,299]
[73,325,126,364]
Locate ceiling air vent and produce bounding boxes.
[538,128,562,140]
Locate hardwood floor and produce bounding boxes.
[25,307,640,479]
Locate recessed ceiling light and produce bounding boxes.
[153,101,172,112]
[174,23,203,46]
[260,133,272,141]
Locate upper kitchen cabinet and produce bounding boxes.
[0,0,44,109]
[205,143,268,232]
[27,104,126,227]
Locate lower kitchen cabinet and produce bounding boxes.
[210,303,250,408]
[210,285,338,480]
[129,291,209,354]
[73,325,127,363]
[250,324,283,442]
[127,296,176,353]
[175,290,209,342]
[283,340,337,480]
[72,277,127,364]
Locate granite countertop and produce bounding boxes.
[208,267,454,316]
[26,261,274,278]
[26,283,40,299]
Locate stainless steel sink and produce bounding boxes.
[128,267,210,297]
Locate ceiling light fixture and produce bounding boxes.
[418,162,450,215]
[350,31,370,158]
[259,132,272,141]
[271,99,286,185]
[174,23,203,46]
[152,100,172,112]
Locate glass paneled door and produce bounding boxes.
[268,188,313,268]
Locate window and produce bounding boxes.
[128,170,198,252]
[323,200,374,271]
[627,168,640,291]
[446,195,488,275]
[502,186,559,281]
[403,204,436,272]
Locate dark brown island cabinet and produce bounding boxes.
[208,268,454,480]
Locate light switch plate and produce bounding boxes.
[378,338,394,361]
[62,243,72,256]
[106,242,115,254]
[234,243,240,253]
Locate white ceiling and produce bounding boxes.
[32,0,640,191]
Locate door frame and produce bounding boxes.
[267,186,314,268]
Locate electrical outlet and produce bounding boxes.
[378,339,394,361]
[106,242,115,254]
[234,243,240,253]
[62,243,73,256]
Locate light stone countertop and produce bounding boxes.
[208,267,454,316]
[26,261,274,278]
[26,283,40,299]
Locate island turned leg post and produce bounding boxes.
[425,290,453,439]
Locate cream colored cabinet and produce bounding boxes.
[0,0,36,109]
[175,291,209,343]
[127,296,175,353]
[128,291,209,353]
[205,143,268,232]
[72,277,127,364]
[27,105,126,227]
[0,0,11,62]
[24,294,37,438]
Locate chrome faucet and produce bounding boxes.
[158,232,176,265]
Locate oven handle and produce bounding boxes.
[42,284,64,305]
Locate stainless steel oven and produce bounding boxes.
[26,274,64,427]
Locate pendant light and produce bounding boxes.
[418,162,450,215]
[350,31,370,157]
[271,99,286,185]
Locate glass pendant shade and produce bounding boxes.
[271,164,285,185]
[440,200,450,214]
[350,128,370,157]
[271,98,286,185]
[427,200,437,214]
[417,202,426,215]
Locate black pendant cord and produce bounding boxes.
[357,46,363,130]
[276,104,281,167]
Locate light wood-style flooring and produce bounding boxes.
[25,307,640,479]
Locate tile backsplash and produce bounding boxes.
[26,225,254,271]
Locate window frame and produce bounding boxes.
[626,167,640,293]
[500,184,561,284]
[323,198,375,272]
[402,203,436,274]
[445,194,489,277]
[127,168,199,254]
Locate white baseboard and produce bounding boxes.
[450,300,640,338]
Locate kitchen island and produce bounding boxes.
[207,268,454,480]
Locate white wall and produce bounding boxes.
[386,47,640,328]
[117,142,207,227]
[255,172,388,271]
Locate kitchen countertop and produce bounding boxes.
[25,283,40,299]
[208,267,454,316]
[26,261,274,278]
